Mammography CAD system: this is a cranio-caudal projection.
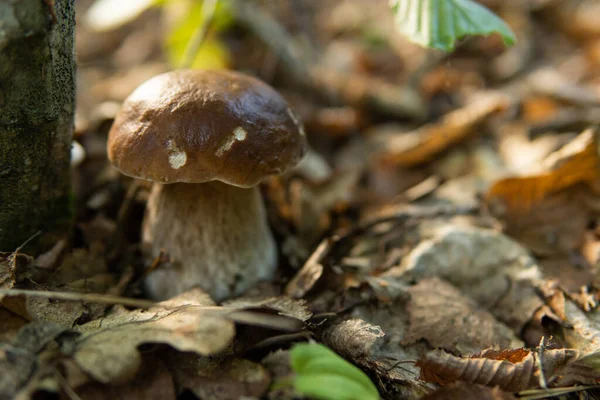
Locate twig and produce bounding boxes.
[180,0,219,69]
[537,336,548,390]
[284,238,334,298]
[0,288,156,308]
[518,385,600,400]
[54,368,83,400]
[12,231,41,257]
[139,249,166,280]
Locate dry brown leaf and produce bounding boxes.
[486,128,600,255]
[164,351,270,400]
[554,0,600,40]
[0,252,31,300]
[321,303,435,398]
[403,278,523,354]
[2,295,89,328]
[538,257,596,294]
[0,308,27,342]
[522,96,561,123]
[378,93,509,167]
[75,355,176,400]
[0,253,16,292]
[321,319,385,361]
[1,284,92,328]
[0,322,68,399]
[71,288,235,384]
[417,347,594,391]
[487,128,600,212]
[497,124,570,173]
[223,296,312,322]
[261,350,295,400]
[386,225,544,332]
[421,383,517,400]
[548,297,600,354]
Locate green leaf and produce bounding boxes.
[163,0,233,69]
[389,0,517,52]
[290,343,379,400]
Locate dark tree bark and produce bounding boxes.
[0,0,75,251]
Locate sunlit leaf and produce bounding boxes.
[163,0,233,69]
[85,0,159,32]
[389,0,517,52]
[290,343,379,400]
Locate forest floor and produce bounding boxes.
[5,0,600,399]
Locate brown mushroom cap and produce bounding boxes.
[107,69,307,187]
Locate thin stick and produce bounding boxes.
[180,0,219,69]
[54,368,83,400]
[284,238,333,298]
[536,336,548,389]
[12,231,41,256]
[518,385,600,400]
[0,288,155,309]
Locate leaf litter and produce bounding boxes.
[9,0,600,399]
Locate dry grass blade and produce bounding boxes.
[0,288,156,308]
[285,238,333,298]
[517,385,600,400]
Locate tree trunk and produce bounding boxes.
[0,0,75,251]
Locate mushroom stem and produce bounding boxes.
[142,181,277,301]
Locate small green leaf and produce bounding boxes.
[389,0,517,52]
[290,343,379,400]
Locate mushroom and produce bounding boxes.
[107,69,307,301]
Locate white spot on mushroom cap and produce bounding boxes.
[216,126,248,157]
[287,108,305,136]
[167,139,187,169]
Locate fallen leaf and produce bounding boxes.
[321,319,385,361]
[1,285,93,328]
[0,252,32,300]
[378,93,509,167]
[71,288,235,384]
[0,254,17,292]
[548,297,600,355]
[164,351,270,400]
[553,1,600,40]
[0,308,27,342]
[486,128,600,255]
[223,296,312,322]
[522,96,561,123]
[261,350,295,400]
[75,355,176,400]
[402,278,523,354]
[386,225,544,332]
[0,322,68,399]
[322,303,434,398]
[417,347,599,391]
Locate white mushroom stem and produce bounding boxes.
[142,181,277,301]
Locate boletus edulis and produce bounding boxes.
[107,69,307,301]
